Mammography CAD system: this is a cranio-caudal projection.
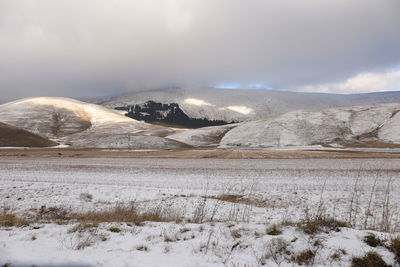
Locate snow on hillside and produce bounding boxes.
[220,103,400,148]
[167,124,237,147]
[0,97,136,138]
[0,97,184,149]
[99,87,400,122]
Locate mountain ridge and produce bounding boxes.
[98,88,400,122]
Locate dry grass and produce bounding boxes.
[363,233,385,247]
[0,213,29,227]
[208,194,267,207]
[351,251,390,267]
[388,236,400,264]
[298,215,348,235]
[266,224,283,236]
[293,249,316,266]
[36,206,72,221]
[1,204,182,228]
[77,205,182,224]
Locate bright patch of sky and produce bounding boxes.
[299,67,400,94]
[215,83,271,90]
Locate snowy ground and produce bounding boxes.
[1,157,400,266]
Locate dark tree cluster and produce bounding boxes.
[115,101,232,128]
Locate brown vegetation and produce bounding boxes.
[351,251,390,267]
[298,215,347,235]
[0,122,56,147]
[0,213,29,227]
[388,236,400,264]
[1,147,400,159]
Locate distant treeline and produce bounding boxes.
[115,101,233,128]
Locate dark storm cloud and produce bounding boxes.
[0,0,399,99]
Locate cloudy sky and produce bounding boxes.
[1,0,399,100]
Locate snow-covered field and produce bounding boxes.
[1,157,400,266]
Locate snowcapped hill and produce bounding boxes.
[0,97,185,149]
[98,88,400,122]
[0,97,136,138]
[168,103,400,148]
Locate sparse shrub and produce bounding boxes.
[388,236,400,264]
[312,239,323,248]
[163,245,171,253]
[37,206,71,221]
[180,227,190,233]
[266,224,282,235]
[68,222,98,233]
[67,224,102,250]
[79,193,93,202]
[164,235,175,242]
[363,233,385,247]
[351,251,390,267]
[298,215,347,235]
[330,248,347,261]
[231,229,242,239]
[261,238,292,265]
[294,249,316,266]
[136,245,148,251]
[109,227,121,233]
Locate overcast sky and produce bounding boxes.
[1,0,400,100]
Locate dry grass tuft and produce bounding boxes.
[330,248,347,261]
[298,215,347,235]
[36,206,72,221]
[78,205,182,224]
[0,213,29,227]
[108,227,121,233]
[388,236,400,264]
[68,222,98,233]
[351,251,390,267]
[266,224,282,236]
[293,249,316,266]
[363,233,385,247]
[208,194,267,207]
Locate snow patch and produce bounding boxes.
[183,98,214,106]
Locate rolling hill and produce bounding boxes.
[168,103,400,148]
[0,97,186,149]
[99,88,400,123]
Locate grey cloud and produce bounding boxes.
[0,0,399,99]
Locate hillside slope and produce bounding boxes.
[99,88,400,122]
[219,103,400,148]
[0,122,56,147]
[0,97,185,149]
[167,103,400,148]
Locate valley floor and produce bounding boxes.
[1,156,400,266]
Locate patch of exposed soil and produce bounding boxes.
[0,122,57,147]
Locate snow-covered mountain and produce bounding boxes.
[98,87,400,122]
[1,95,400,149]
[0,97,185,149]
[168,103,400,148]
